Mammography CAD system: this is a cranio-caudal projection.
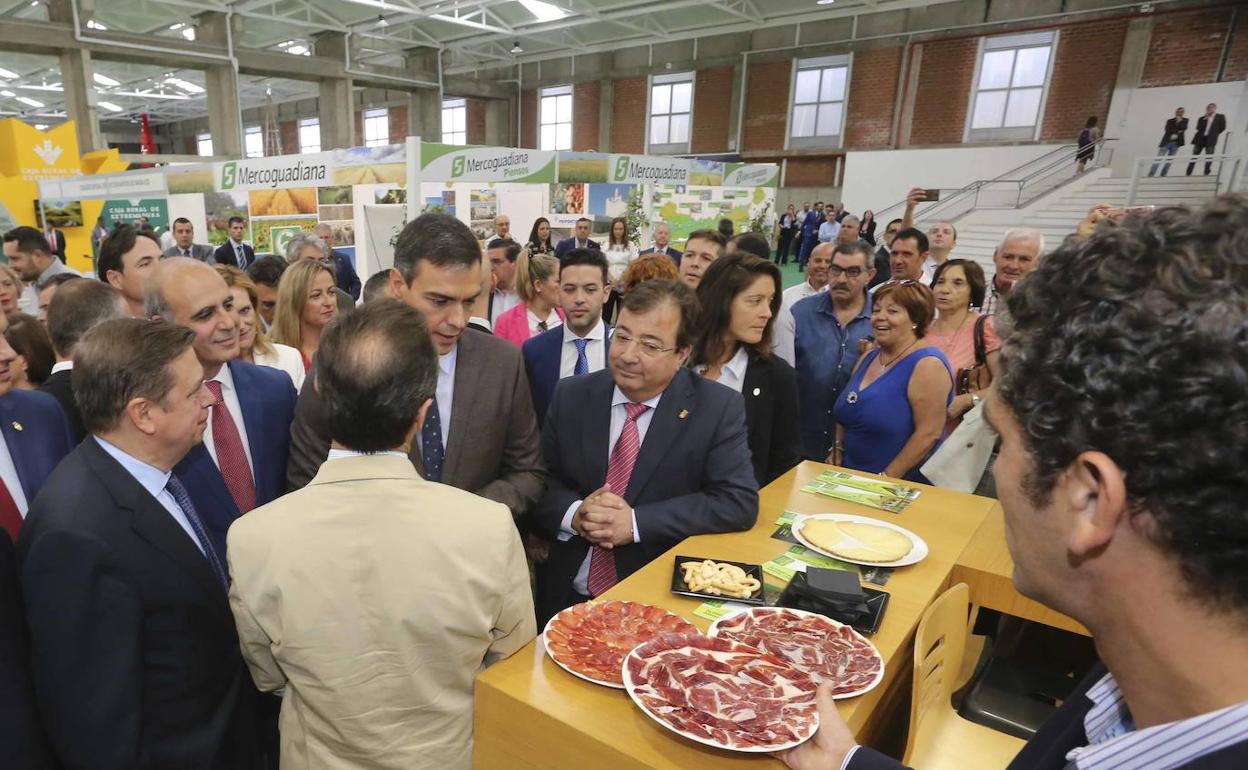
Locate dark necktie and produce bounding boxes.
[236,243,246,269]
[205,381,256,514]
[422,396,445,483]
[587,402,649,596]
[165,475,229,589]
[0,477,23,544]
[573,338,590,376]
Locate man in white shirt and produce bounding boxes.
[487,238,521,325]
[982,228,1044,315]
[488,214,511,243]
[921,220,957,278]
[773,242,832,366]
[522,248,611,426]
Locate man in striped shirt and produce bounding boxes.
[780,197,1248,770]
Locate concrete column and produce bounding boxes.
[598,78,613,152]
[196,12,242,157]
[315,32,355,150]
[405,48,441,141]
[727,61,744,152]
[1114,18,1154,90]
[45,0,103,151]
[485,99,509,145]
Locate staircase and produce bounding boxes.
[949,171,1220,271]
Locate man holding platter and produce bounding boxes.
[779,199,1248,768]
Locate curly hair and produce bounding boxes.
[997,195,1248,609]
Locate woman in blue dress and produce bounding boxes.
[829,280,953,484]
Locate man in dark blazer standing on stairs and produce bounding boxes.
[534,279,757,625]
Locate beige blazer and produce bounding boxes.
[227,454,536,770]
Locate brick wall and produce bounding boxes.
[1221,8,1248,81]
[279,120,298,154]
[1040,19,1127,141]
[388,105,408,145]
[785,158,838,187]
[611,76,647,153]
[909,38,977,145]
[183,135,197,155]
[520,88,537,148]
[742,60,791,152]
[572,81,601,150]
[353,112,363,147]
[691,66,733,153]
[845,47,902,149]
[466,99,487,144]
[1141,8,1234,87]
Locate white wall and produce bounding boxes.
[840,143,1067,216]
[1103,82,1243,177]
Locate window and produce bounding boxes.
[648,73,693,153]
[197,133,213,156]
[363,108,389,147]
[539,85,572,151]
[788,55,849,149]
[442,98,467,145]
[244,126,264,158]
[967,31,1056,142]
[298,118,320,153]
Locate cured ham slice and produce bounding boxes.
[623,632,819,752]
[543,601,698,687]
[711,608,884,698]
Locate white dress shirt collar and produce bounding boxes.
[327,448,408,461]
[203,363,256,475]
[563,318,606,345]
[50,360,74,374]
[694,345,749,393]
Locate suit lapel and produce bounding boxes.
[0,397,36,501]
[624,370,695,500]
[228,361,268,499]
[741,354,763,428]
[582,372,614,487]
[442,334,476,481]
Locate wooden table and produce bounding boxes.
[474,462,998,769]
[950,504,1088,637]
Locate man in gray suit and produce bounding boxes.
[287,213,545,519]
[162,218,215,262]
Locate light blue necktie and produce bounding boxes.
[573,338,590,376]
[164,475,229,590]
[422,396,445,483]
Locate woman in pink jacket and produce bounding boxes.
[493,248,565,346]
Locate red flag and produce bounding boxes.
[139,113,157,167]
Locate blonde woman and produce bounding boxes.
[0,264,23,319]
[270,258,338,371]
[215,265,306,391]
[492,248,564,346]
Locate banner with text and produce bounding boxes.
[723,163,780,188]
[419,142,557,184]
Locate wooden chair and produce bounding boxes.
[902,583,1027,770]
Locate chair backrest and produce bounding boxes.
[903,582,971,763]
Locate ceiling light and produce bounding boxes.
[816,0,836,4]
[0,90,12,97]
[182,27,196,41]
[377,14,389,27]
[98,101,123,112]
[93,72,120,87]
[19,84,62,92]
[169,23,184,30]
[86,18,107,30]
[518,0,569,22]
[0,68,18,80]
[287,45,309,56]
[34,124,47,130]
[16,96,44,108]
[510,41,523,54]
[166,77,205,94]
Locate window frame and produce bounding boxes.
[646,72,694,155]
[786,54,851,150]
[363,107,390,148]
[196,132,213,157]
[442,98,467,145]
[298,117,321,154]
[538,84,573,152]
[243,125,264,158]
[964,31,1058,143]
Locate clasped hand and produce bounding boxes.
[573,484,633,548]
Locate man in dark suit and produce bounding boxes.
[213,216,256,269]
[534,279,758,624]
[147,258,297,560]
[780,198,1248,770]
[797,201,824,268]
[1187,102,1227,176]
[162,217,216,261]
[554,217,601,258]
[0,531,55,770]
[41,225,65,263]
[1148,107,1188,177]
[42,278,128,443]
[17,318,263,770]
[639,222,681,266]
[288,213,544,520]
[314,223,362,300]
[523,247,612,426]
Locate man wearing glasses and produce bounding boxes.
[790,241,876,460]
[532,279,758,625]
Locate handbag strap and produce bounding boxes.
[973,314,988,366]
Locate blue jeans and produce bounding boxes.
[1149,142,1179,176]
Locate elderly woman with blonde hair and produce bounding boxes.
[215,264,306,390]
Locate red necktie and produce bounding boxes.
[205,380,256,514]
[587,402,649,596]
[0,477,23,544]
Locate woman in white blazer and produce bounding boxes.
[215,265,307,391]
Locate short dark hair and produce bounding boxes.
[316,300,438,453]
[3,226,50,255]
[831,240,874,269]
[487,238,522,263]
[692,253,781,366]
[96,224,160,280]
[730,232,770,259]
[717,218,734,239]
[999,196,1248,609]
[873,280,936,337]
[560,247,609,285]
[576,217,591,225]
[1085,116,1098,128]
[228,216,245,226]
[172,217,191,227]
[47,279,126,358]
[4,314,55,386]
[73,318,196,434]
[41,273,82,291]
[392,213,481,284]
[685,228,728,255]
[886,218,904,230]
[619,279,698,350]
[893,227,929,254]
[247,255,288,288]
[931,258,987,309]
[362,269,392,304]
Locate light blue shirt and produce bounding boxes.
[818,220,840,243]
[95,436,205,555]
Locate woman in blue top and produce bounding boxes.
[829,280,953,484]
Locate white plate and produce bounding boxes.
[792,513,928,568]
[622,635,819,753]
[707,607,885,700]
[541,610,625,689]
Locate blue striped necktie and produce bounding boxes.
[573,338,590,375]
[165,475,229,590]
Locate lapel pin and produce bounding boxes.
[678,409,689,420]
[11,421,22,432]
[752,387,761,396]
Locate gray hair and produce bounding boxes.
[73,318,196,433]
[285,232,329,262]
[996,228,1045,256]
[841,215,861,228]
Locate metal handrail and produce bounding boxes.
[1125,149,1244,204]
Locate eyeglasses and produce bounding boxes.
[881,278,919,287]
[611,330,677,358]
[828,266,865,278]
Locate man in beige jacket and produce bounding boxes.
[227,300,536,770]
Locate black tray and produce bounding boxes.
[670,555,766,605]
